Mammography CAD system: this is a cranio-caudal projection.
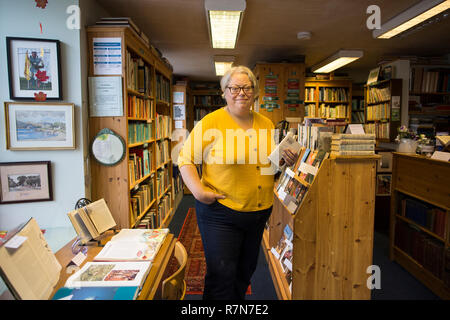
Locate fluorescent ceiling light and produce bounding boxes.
[312,50,363,73]
[373,0,450,39]
[205,0,246,49]
[214,56,235,76]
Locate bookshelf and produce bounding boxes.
[87,25,175,230]
[190,88,225,129]
[263,155,378,299]
[409,65,450,136]
[304,78,352,123]
[253,62,305,125]
[389,153,450,299]
[363,79,402,142]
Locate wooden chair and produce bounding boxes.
[162,241,187,300]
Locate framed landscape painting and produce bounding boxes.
[0,161,52,204]
[6,37,62,100]
[4,102,75,150]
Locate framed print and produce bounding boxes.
[377,151,393,173]
[6,37,62,100]
[367,67,380,85]
[4,102,75,150]
[376,174,392,196]
[0,161,52,204]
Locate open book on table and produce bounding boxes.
[94,228,169,262]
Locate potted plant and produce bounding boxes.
[416,134,435,156]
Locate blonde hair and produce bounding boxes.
[220,65,259,98]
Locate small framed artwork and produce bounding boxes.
[4,102,75,150]
[0,161,52,204]
[367,67,380,85]
[376,174,392,196]
[6,37,62,100]
[377,151,393,173]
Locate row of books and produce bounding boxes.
[270,225,294,292]
[352,111,365,123]
[125,51,153,96]
[304,103,316,117]
[129,148,153,185]
[130,179,155,223]
[156,74,170,103]
[395,220,446,280]
[193,95,225,106]
[305,87,316,102]
[367,86,391,104]
[318,103,347,118]
[330,133,376,156]
[297,121,334,151]
[155,113,172,139]
[364,122,390,140]
[128,122,153,145]
[156,139,170,167]
[158,193,172,225]
[401,196,447,239]
[318,87,348,102]
[410,66,450,93]
[194,107,220,121]
[136,209,158,229]
[172,166,184,195]
[127,95,153,119]
[156,169,170,198]
[366,103,390,121]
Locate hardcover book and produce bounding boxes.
[52,286,140,300]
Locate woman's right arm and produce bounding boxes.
[179,164,225,204]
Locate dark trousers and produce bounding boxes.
[195,200,272,300]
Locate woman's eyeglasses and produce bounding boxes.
[227,86,254,95]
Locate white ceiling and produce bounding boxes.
[94,0,450,82]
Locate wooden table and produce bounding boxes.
[50,231,176,300]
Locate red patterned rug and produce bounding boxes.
[168,208,251,295]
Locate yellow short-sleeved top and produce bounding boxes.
[177,108,277,212]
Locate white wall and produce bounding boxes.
[0,0,102,233]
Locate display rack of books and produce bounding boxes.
[389,153,450,299]
[263,128,378,299]
[87,25,175,230]
[409,65,450,136]
[363,79,402,142]
[304,78,352,124]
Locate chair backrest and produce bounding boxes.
[162,241,187,300]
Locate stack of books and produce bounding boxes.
[96,17,150,47]
[330,133,376,156]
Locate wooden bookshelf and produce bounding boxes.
[389,153,450,299]
[363,79,402,142]
[304,78,352,123]
[263,155,379,299]
[87,25,174,230]
[190,88,225,128]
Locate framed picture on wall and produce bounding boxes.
[376,174,392,196]
[0,161,52,204]
[4,102,75,150]
[6,37,62,100]
[367,67,380,85]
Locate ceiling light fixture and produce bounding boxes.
[311,50,364,74]
[205,0,246,49]
[373,0,450,39]
[214,55,235,76]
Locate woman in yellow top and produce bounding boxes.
[178,66,297,300]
